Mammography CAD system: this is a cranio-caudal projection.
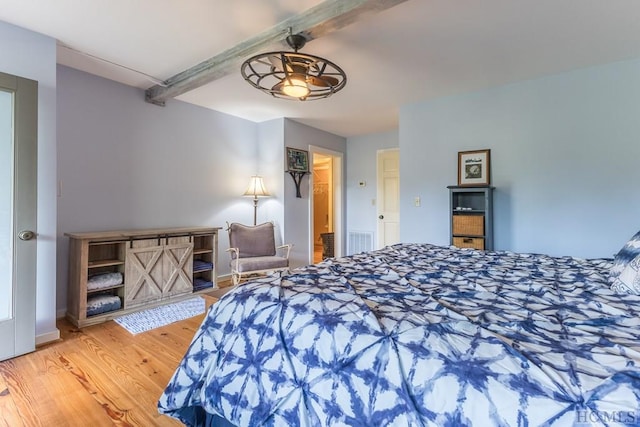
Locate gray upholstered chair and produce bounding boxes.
[226,222,292,285]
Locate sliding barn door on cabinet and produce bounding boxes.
[125,237,193,307]
[125,240,165,307]
[162,237,194,297]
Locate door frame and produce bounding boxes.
[308,145,344,262]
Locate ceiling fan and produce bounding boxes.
[241,31,347,101]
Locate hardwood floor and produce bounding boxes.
[0,294,221,427]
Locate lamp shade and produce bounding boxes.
[243,176,270,197]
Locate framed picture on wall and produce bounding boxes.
[286,147,309,172]
[458,149,491,186]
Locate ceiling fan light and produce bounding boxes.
[281,74,310,98]
[240,31,346,101]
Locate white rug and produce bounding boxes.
[114,296,205,334]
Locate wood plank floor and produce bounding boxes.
[0,294,221,427]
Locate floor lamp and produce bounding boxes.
[244,176,270,225]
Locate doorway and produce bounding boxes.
[310,147,343,264]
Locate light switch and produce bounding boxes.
[414,196,421,207]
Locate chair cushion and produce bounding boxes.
[229,222,276,258]
[232,256,289,273]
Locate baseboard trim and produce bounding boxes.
[36,328,61,347]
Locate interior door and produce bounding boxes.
[376,149,400,249]
[0,72,38,361]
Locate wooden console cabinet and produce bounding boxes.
[65,227,220,327]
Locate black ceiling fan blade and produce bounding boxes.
[307,75,339,87]
[268,54,298,73]
[267,55,281,69]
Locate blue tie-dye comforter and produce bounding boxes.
[158,243,640,426]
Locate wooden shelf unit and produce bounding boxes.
[65,227,221,327]
[192,233,216,291]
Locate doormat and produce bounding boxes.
[114,296,205,334]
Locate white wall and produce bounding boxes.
[0,21,58,341]
[346,131,399,249]
[399,57,640,258]
[57,66,259,313]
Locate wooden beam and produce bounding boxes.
[145,0,409,105]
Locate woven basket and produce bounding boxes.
[320,232,334,258]
[452,215,484,236]
[453,237,485,250]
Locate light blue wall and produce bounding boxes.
[283,119,347,267]
[56,67,347,313]
[0,21,57,340]
[257,118,286,242]
[399,58,640,258]
[57,65,259,313]
[346,130,399,250]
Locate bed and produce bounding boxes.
[158,240,640,426]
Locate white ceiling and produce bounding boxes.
[1,0,639,137]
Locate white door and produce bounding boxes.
[376,149,400,248]
[0,72,38,361]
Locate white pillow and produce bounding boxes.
[609,230,640,283]
[611,253,640,294]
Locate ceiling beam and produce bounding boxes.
[145,0,409,106]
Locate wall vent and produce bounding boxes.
[348,231,373,255]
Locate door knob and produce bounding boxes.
[378,215,384,219]
[18,230,35,241]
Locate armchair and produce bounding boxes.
[226,222,292,285]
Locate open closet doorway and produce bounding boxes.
[310,147,343,264]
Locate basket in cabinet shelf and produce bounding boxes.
[452,215,484,236]
[453,237,485,250]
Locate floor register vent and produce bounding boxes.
[348,231,373,255]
